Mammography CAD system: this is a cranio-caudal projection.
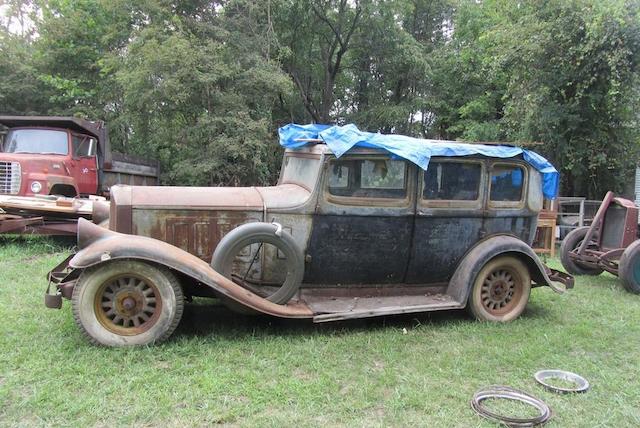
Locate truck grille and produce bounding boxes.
[0,161,21,195]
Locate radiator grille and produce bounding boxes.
[0,161,22,195]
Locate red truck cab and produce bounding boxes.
[1,125,99,197]
[0,116,159,200]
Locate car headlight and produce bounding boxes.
[30,181,43,193]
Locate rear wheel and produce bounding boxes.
[560,227,603,276]
[619,240,640,294]
[72,260,184,346]
[469,256,531,322]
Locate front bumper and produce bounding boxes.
[45,254,79,308]
[546,267,574,291]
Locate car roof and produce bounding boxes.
[284,142,527,159]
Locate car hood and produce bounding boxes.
[119,183,311,212]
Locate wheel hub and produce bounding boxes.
[121,296,137,311]
[94,275,161,335]
[481,269,517,312]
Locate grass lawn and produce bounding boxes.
[1,236,639,427]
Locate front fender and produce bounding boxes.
[446,234,573,305]
[69,218,313,319]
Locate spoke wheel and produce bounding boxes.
[72,260,184,346]
[94,274,162,336]
[480,268,522,316]
[469,256,531,322]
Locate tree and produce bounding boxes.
[1,0,638,195]
[346,0,453,136]
[111,0,293,186]
[427,0,640,197]
[498,0,640,197]
[275,0,362,124]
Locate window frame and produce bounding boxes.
[72,133,97,158]
[488,161,528,209]
[324,155,413,207]
[419,158,486,209]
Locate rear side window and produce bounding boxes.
[423,161,481,201]
[490,165,524,201]
[328,158,407,199]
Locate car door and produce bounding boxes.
[304,154,416,285]
[406,158,486,284]
[71,134,98,195]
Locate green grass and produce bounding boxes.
[1,236,640,427]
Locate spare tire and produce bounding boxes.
[211,222,304,304]
[619,240,640,294]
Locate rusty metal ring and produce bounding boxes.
[534,370,590,394]
[471,386,552,427]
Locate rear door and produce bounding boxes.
[305,154,416,285]
[406,158,486,284]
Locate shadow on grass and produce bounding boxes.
[0,234,76,251]
[521,300,553,319]
[174,296,553,341]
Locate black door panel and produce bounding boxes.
[305,215,413,284]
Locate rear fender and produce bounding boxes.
[447,234,571,305]
[68,218,313,319]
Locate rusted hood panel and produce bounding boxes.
[71,218,313,318]
[128,186,264,211]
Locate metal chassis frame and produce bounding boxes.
[568,191,634,276]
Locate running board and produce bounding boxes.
[310,294,464,323]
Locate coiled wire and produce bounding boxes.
[470,385,552,427]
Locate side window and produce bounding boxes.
[423,161,482,200]
[490,165,524,202]
[328,158,407,199]
[72,135,97,157]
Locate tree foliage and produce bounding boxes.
[0,0,638,197]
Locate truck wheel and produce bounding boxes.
[71,260,184,346]
[469,256,531,322]
[560,227,603,275]
[619,240,640,294]
[212,222,304,304]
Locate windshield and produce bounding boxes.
[4,129,69,155]
[280,155,321,190]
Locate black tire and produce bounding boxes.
[560,226,604,276]
[211,222,304,304]
[469,256,531,322]
[619,240,640,294]
[72,260,184,346]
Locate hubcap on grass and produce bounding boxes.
[481,268,522,315]
[94,274,161,335]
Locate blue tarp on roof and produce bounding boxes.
[279,123,559,199]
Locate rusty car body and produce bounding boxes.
[48,142,573,346]
[560,191,640,293]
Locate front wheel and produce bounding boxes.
[71,260,184,346]
[560,227,603,276]
[468,256,531,322]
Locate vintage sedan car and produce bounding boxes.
[48,130,573,346]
